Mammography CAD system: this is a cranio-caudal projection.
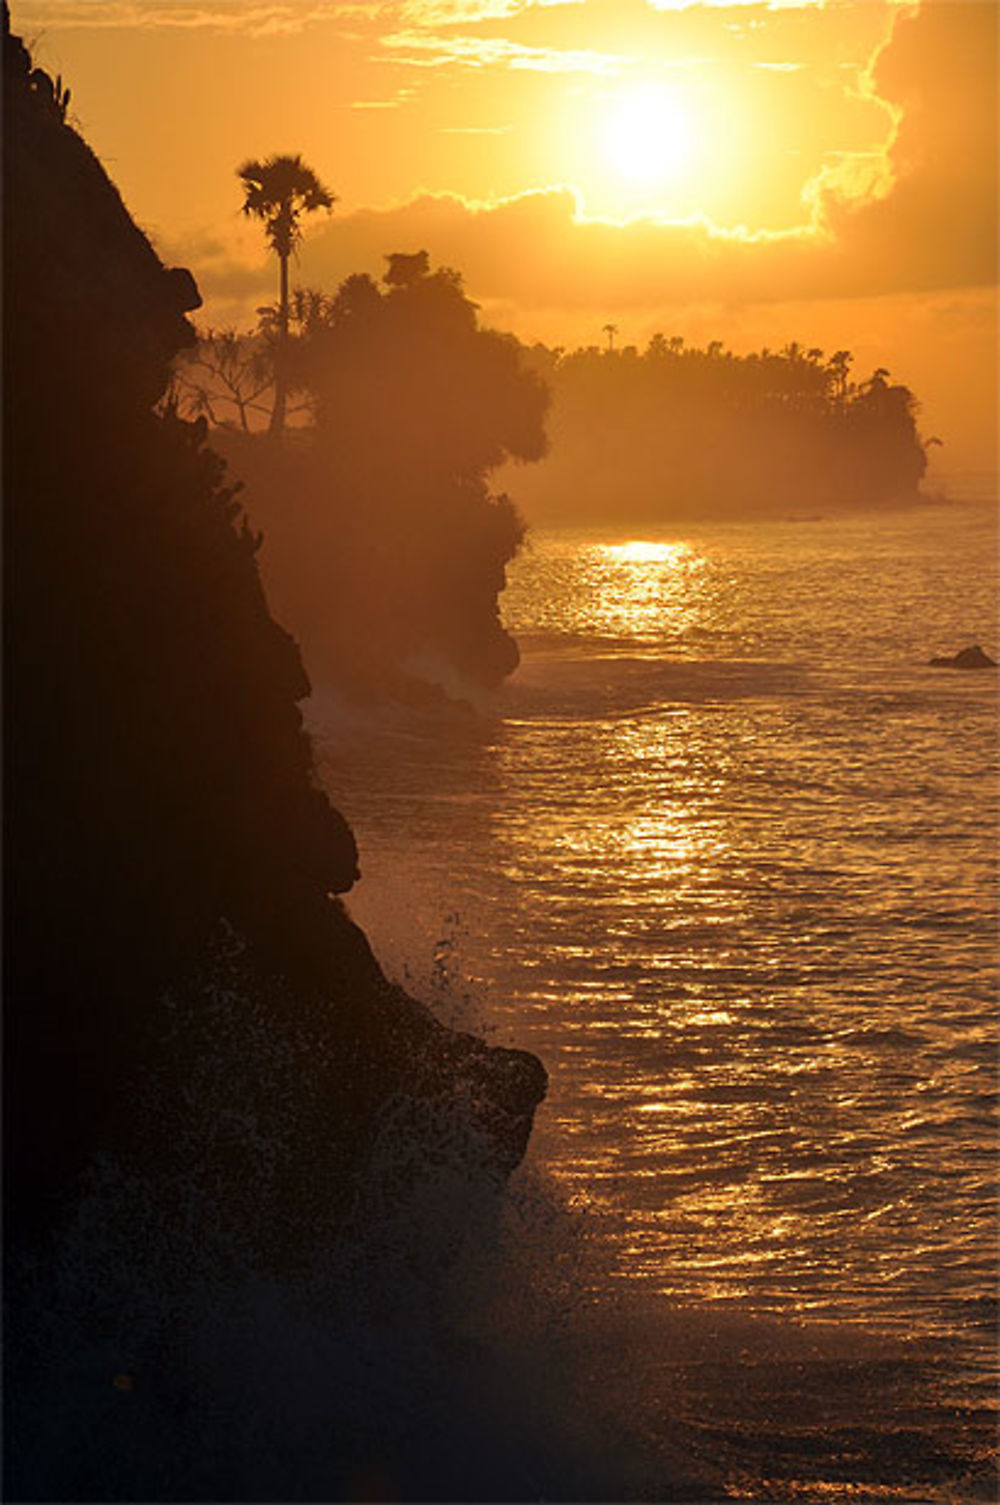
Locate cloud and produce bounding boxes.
[286,187,801,321]
[152,227,274,321]
[399,1,585,20]
[399,1,527,19]
[149,0,992,473]
[814,0,997,290]
[10,1,371,33]
[165,0,992,331]
[380,27,626,73]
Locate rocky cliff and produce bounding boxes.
[3,13,545,1492]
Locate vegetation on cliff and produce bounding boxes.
[204,251,549,699]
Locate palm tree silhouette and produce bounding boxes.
[237,153,335,436]
[603,322,618,353]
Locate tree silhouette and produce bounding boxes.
[603,322,618,353]
[237,153,335,437]
[384,249,431,290]
[173,328,275,432]
[827,348,853,407]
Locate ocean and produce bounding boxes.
[312,500,998,1502]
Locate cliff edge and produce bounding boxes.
[3,0,543,1321]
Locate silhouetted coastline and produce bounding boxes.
[2,13,545,1496]
[179,318,935,544]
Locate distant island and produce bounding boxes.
[500,336,934,526]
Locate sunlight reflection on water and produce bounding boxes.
[518,534,708,644]
[321,504,998,1421]
[603,539,695,566]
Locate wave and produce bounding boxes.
[8,946,994,1503]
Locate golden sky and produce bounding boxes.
[17,0,999,484]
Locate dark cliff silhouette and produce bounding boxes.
[188,253,549,701]
[3,15,544,1495]
[505,336,932,525]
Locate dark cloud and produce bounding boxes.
[819,0,998,292]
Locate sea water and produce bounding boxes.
[313,500,998,1501]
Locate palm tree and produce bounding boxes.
[602,322,618,353]
[237,153,335,436]
[827,349,853,408]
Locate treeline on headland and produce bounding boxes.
[192,252,548,701]
[503,335,933,525]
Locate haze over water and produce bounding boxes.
[318,501,997,1473]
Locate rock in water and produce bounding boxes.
[928,644,997,669]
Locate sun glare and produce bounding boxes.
[602,84,694,189]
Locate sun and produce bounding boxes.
[550,74,714,219]
[602,83,695,189]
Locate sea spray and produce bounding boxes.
[4,937,713,1502]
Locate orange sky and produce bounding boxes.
[17,0,999,489]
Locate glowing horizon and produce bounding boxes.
[12,0,996,478]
